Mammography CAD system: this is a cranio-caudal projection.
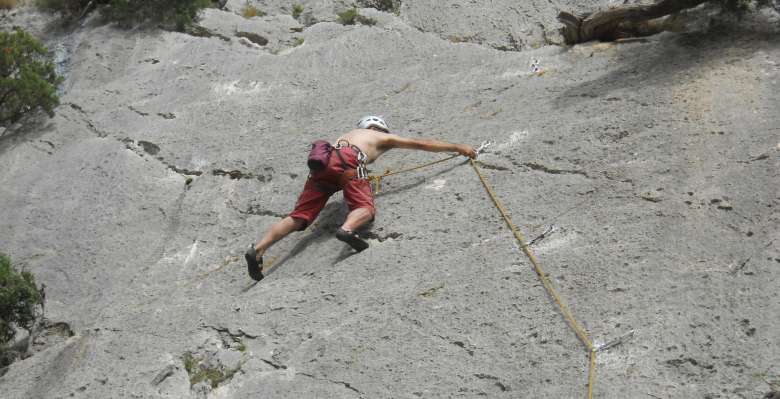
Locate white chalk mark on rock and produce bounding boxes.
[183,242,198,269]
[491,130,529,153]
[425,179,447,190]
[212,80,267,96]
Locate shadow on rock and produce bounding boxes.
[0,118,56,158]
[555,28,779,109]
[262,202,348,276]
[374,159,468,199]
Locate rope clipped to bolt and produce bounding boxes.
[367,142,598,398]
[367,141,493,194]
[367,154,460,194]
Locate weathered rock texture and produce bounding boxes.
[1,2,779,398]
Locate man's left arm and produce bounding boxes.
[381,134,477,158]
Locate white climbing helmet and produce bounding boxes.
[357,115,389,133]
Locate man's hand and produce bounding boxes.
[457,144,477,159]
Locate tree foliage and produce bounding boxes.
[0,29,62,127]
[558,0,778,44]
[0,253,42,349]
[38,0,214,30]
[105,0,212,30]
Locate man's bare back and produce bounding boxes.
[335,129,392,163]
[336,128,476,164]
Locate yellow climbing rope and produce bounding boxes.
[367,154,460,194]
[369,154,597,398]
[469,159,596,399]
[469,160,593,345]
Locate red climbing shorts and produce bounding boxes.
[289,146,375,229]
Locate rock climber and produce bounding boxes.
[245,116,478,281]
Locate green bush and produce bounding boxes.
[291,4,303,19]
[337,8,376,26]
[0,253,42,349]
[38,0,213,30]
[240,1,264,19]
[104,0,212,30]
[0,29,62,127]
[336,8,357,24]
[36,0,92,15]
[358,0,401,14]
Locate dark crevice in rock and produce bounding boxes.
[494,33,523,51]
[235,32,269,46]
[137,140,160,155]
[474,372,497,379]
[474,373,509,391]
[255,306,300,315]
[261,358,287,370]
[729,257,750,274]
[125,137,201,179]
[451,340,474,356]
[151,364,175,386]
[738,152,771,164]
[241,205,286,218]
[519,161,589,177]
[66,104,201,178]
[601,171,634,185]
[638,192,663,203]
[127,105,148,116]
[67,103,107,137]
[665,357,715,372]
[474,161,510,171]
[418,283,444,297]
[185,25,231,42]
[157,112,176,120]
[297,372,362,395]
[202,324,258,339]
[167,164,203,176]
[258,360,361,395]
[435,334,475,356]
[362,231,402,242]
[212,169,269,182]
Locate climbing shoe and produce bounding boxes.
[245,245,264,281]
[336,228,369,252]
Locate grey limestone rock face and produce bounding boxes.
[1,2,779,399]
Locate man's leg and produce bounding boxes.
[341,207,374,232]
[246,178,330,280]
[338,178,376,251]
[253,216,306,259]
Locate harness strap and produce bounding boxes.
[334,140,368,181]
[333,146,349,171]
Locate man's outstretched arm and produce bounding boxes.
[381,134,477,158]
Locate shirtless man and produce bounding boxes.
[245,116,477,281]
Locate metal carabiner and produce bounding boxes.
[475,140,493,155]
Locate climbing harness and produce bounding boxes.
[335,140,369,180]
